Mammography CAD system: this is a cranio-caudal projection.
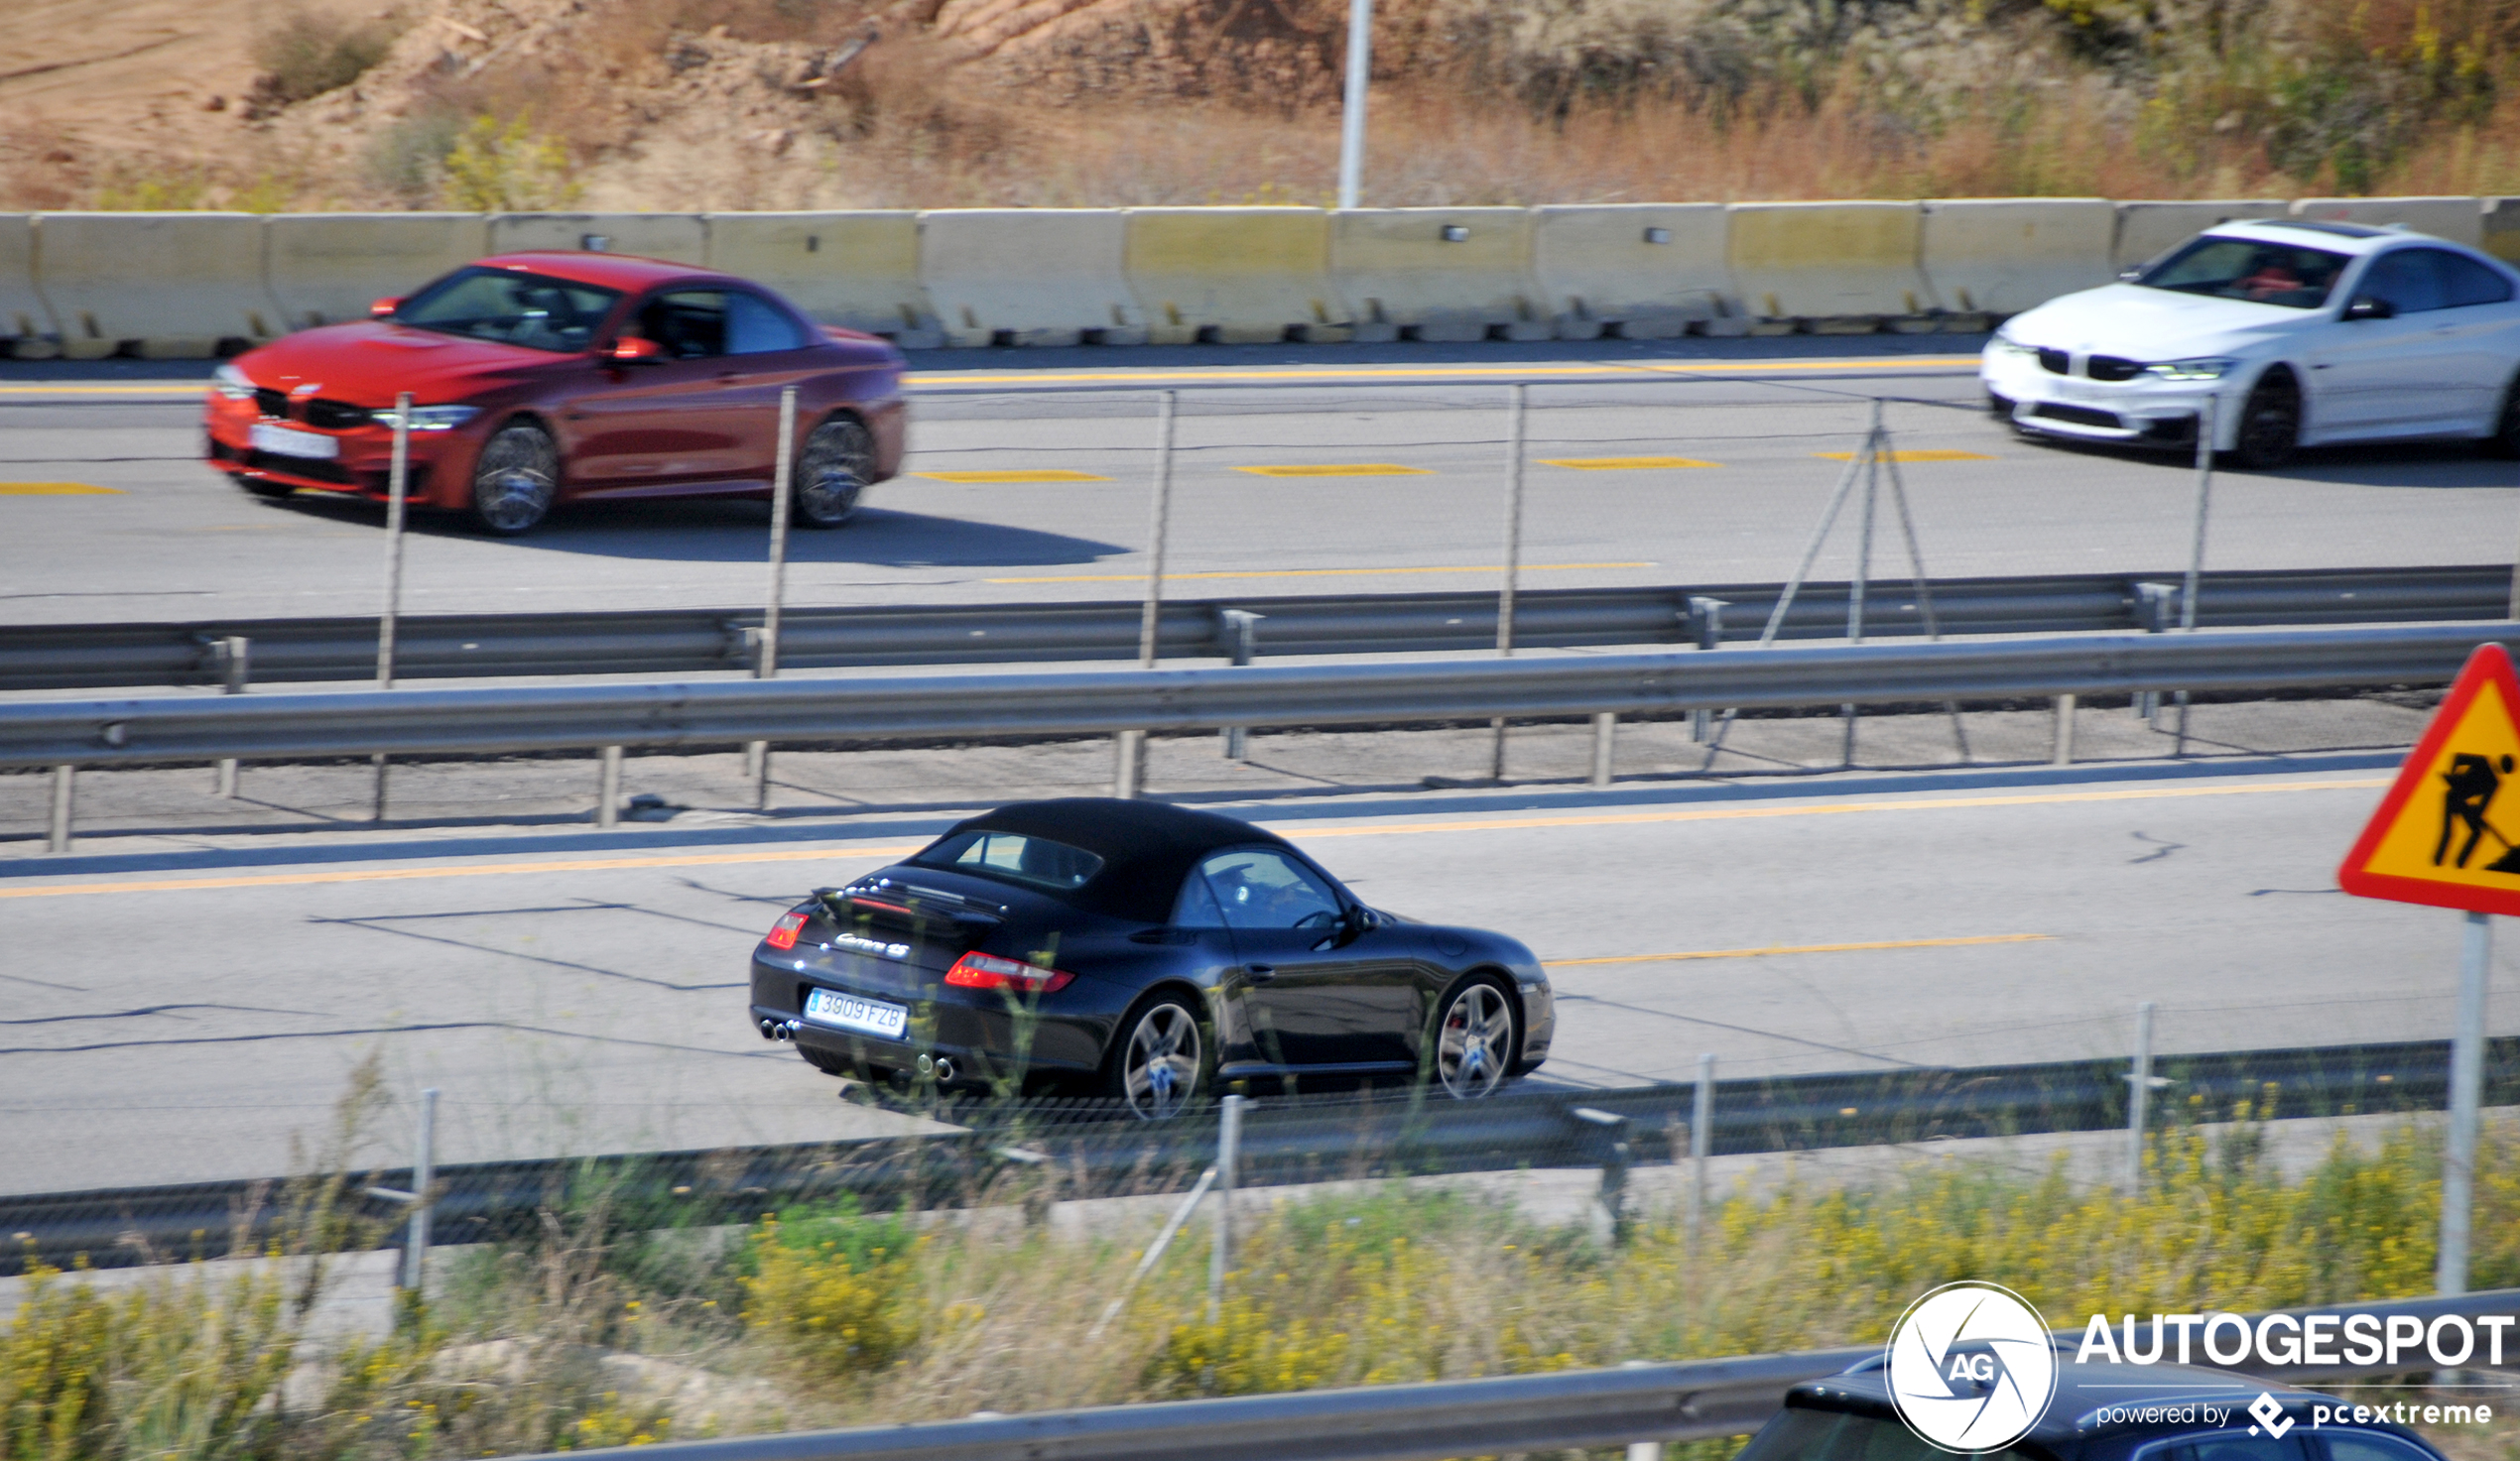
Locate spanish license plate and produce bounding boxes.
[804,987,909,1039]
[249,423,340,460]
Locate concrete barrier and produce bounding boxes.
[705,211,942,347]
[2485,198,2520,266]
[1331,209,1548,342]
[1918,197,2114,319]
[0,216,60,359]
[919,210,1144,347]
[1726,201,1933,331]
[1124,208,1347,345]
[484,213,709,264]
[2292,196,2484,248]
[1530,204,1733,339]
[2109,200,2287,271]
[33,213,284,359]
[265,213,489,331]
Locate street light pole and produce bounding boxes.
[1336,0,1373,209]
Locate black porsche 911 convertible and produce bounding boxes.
[747,798,1555,1118]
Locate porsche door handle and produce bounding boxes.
[1244,963,1277,983]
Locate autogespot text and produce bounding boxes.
[2077,1312,2514,1371]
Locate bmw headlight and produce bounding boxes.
[372,405,481,431]
[1985,333,2035,359]
[212,363,256,401]
[2143,357,2238,382]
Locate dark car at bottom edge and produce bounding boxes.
[746,797,1555,1119]
[1748,1353,2458,1461]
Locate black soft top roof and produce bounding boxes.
[919,797,1296,922]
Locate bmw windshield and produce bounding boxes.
[2133,238,2352,309]
[393,267,624,352]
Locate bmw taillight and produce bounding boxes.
[943,950,1074,994]
[765,911,808,951]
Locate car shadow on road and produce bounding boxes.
[261,494,1129,566]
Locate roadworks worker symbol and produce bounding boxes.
[2339,643,2520,915]
[1886,1281,2059,1453]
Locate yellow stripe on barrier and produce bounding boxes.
[1237,464,1432,477]
[911,470,1111,483]
[1539,456,1721,470]
[0,482,121,495]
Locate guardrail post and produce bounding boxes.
[596,745,622,829]
[212,634,248,796]
[47,765,73,854]
[403,1086,437,1294]
[1208,1092,1242,1323]
[753,386,800,812]
[1688,1052,1714,1250]
[373,393,412,823]
[2441,912,2490,1295]
[2125,1000,2155,1193]
[2052,693,2078,766]
[1219,608,1262,760]
[1489,384,1526,784]
[2133,581,2178,723]
[1687,596,1728,742]
[1590,712,1616,786]
[1574,1107,1631,1245]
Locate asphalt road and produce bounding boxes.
[0,763,2498,1197]
[3,336,2515,628]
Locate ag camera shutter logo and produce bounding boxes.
[1887,1281,2060,1453]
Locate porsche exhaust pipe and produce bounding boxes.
[933,1057,955,1084]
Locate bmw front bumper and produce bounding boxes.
[1980,349,2240,450]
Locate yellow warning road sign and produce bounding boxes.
[2339,643,2520,913]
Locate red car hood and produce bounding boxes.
[234,322,572,406]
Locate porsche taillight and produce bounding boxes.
[764,911,808,951]
[943,950,1074,994]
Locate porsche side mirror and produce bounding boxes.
[369,297,402,319]
[607,336,665,363]
[2343,296,2395,320]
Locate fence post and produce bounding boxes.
[373,393,412,822]
[2441,912,2489,1295]
[753,386,799,811]
[1118,390,1177,799]
[2175,397,2215,755]
[47,764,73,855]
[597,745,622,829]
[1489,384,1525,783]
[1220,608,1261,760]
[1208,1091,1242,1323]
[1841,400,1881,768]
[404,1086,438,1294]
[214,635,248,796]
[1335,0,1373,209]
[2052,693,2077,766]
[2125,1000,2155,1193]
[1688,1052,1714,1249]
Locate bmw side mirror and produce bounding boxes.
[369,297,402,319]
[2343,296,2395,321]
[606,336,665,363]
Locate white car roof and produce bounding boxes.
[2202,218,2441,255]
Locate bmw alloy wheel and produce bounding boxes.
[1435,982,1513,1099]
[793,416,873,528]
[1117,1002,1202,1120]
[470,422,560,535]
[2231,376,2299,471]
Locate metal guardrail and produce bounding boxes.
[510,1287,2520,1461]
[13,1032,2512,1276]
[0,566,2501,693]
[0,622,2504,772]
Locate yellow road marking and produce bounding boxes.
[0,482,121,495]
[987,560,1652,584]
[911,469,1110,483]
[1814,449,1997,463]
[1539,456,1721,470]
[1546,933,2052,967]
[1237,464,1432,477]
[0,776,2386,902]
[0,357,1986,399]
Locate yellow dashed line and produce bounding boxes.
[1236,464,1433,478]
[0,482,122,495]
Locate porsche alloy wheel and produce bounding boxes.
[1434,980,1515,1100]
[470,422,560,535]
[792,416,873,529]
[1112,1000,1204,1120]
[2231,375,2300,471]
